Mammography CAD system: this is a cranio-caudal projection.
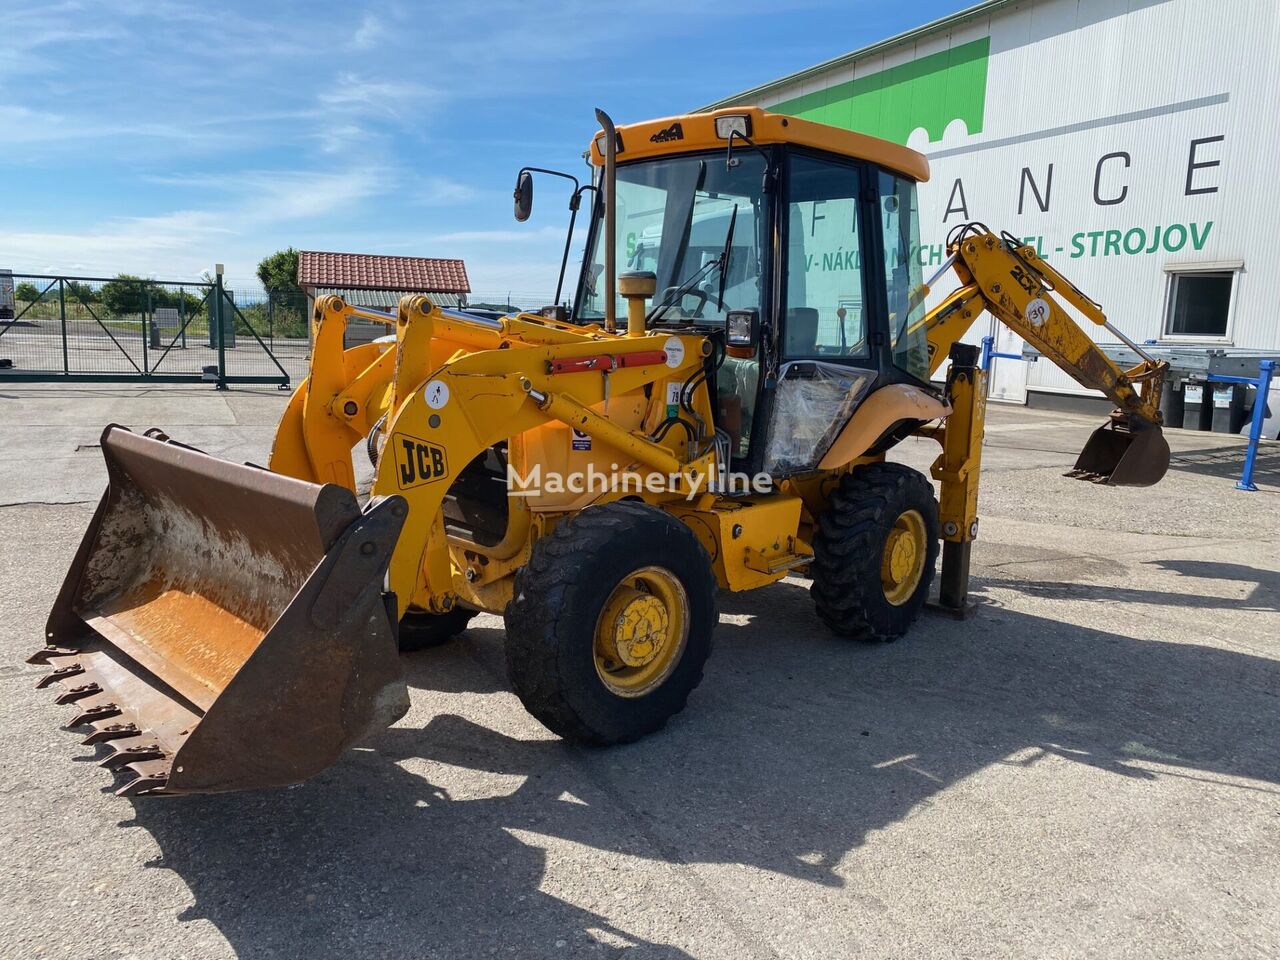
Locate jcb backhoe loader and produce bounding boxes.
[31,107,1170,796]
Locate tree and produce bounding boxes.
[63,280,96,303]
[14,281,42,302]
[257,248,302,300]
[98,275,149,316]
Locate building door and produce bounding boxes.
[986,319,1028,404]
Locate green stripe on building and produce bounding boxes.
[772,37,989,144]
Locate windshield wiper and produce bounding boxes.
[645,260,719,325]
[647,203,740,326]
[716,203,738,310]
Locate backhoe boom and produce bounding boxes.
[920,225,1169,487]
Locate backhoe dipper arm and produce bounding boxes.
[920,226,1170,488]
[929,229,1165,420]
[912,227,1171,618]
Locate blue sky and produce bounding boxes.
[1,0,960,297]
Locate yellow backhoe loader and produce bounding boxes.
[31,107,1170,796]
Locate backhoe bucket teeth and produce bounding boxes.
[32,425,410,796]
[1068,417,1170,487]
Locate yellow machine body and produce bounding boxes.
[34,107,1170,795]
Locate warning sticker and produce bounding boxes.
[663,336,685,368]
[665,381,682,419]
[571,428,592,451]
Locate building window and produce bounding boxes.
[1164,271,1233,339]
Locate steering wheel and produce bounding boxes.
[656,286,709,320]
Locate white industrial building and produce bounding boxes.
[708,0,1279,414]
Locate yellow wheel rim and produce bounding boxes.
[593,566,690,698]
[880,509,927,606]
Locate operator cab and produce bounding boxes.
[540,108,936,478]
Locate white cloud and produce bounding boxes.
[319,73,439,120]
[1,167,393,283]
[353,12,386,49]
[418,176,481,207]
[425,226,565,245]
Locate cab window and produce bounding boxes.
[783,155,868,361]
[879,171,930,382]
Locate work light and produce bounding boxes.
[714,115,751,140]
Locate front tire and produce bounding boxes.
[399,606,476,652]
[504,501,716,745]
[810,462,939,642]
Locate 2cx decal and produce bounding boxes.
[1008,263,1041,297]
[392,433,449,489]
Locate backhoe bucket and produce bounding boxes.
[30,425,410,796]
[1068,416,1170,487]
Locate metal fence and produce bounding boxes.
[466,291,563,313]
[0,273,307,388]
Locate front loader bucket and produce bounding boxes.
[30,425,410,796]
[1068,416,1170,487]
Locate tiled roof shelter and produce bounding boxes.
[297,251,470,294]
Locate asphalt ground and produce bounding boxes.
[0,383,1276,960]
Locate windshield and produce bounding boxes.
[576,152,767,325]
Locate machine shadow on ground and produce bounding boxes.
[983,557,1280,612]
[1167,442,1280,485]
[121,577,1280,959]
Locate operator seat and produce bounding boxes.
[784,307,820,356]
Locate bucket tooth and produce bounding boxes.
[1063,468,1107,483]
[82,722,140,746]
[54,682,102,705]
[100,738,165,769]
[68,702,122,728]
[36,663,84,689]
[28,645,80,666]
[116,759,172,797]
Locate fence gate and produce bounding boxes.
[0,273,305,388]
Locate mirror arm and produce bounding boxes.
[555,185,598,309]
[555,191,584,308]
[726,131,775,193]
[518,166,582,200]
[516,169,595,309]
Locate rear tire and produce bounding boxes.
[398,606,476,652]
[810,462,939,642]
[504,501,716,745]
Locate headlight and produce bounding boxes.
[726,309,758,348]
[714,115,751,140]
[594,130,624,154]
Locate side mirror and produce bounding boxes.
[726,308,759,350]
[513,171,534,222]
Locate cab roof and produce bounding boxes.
[588,106,929,183]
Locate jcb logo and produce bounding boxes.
[392,433,448,489]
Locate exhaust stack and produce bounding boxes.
[595,107,618,334]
